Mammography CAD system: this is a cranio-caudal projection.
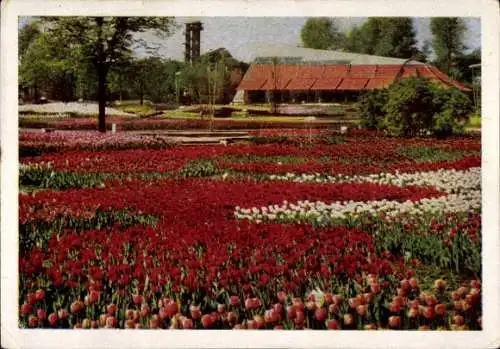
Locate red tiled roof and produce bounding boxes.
[337,78,369,90]
[261,77,292,90]
[365,77,396,89]
[237,63,469,91]
[311,77,342,90]
[287,77,317,90]
[349,65,377,78]
[323,65,348,77]
[238,79,267,90]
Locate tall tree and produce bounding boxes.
[19,21,41,59]
[41,17,175,132]
[19,30,78,102]
[430,17,467,76]
[375,18,418,58]
[344,17,419,59]
[300,18,345,50]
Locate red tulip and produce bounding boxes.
[356,304,368,317]
[287,305,297,319]
[26,293,37,305]
[364,323,377,330]
[105,316,118,328]
[274,325,284,330]
[70,300,84,313]
[328,303,340,314]
[362,292,374,304]
[246,319,257,330]
[294,311,305,326]
[230,296,240,307]
[332,294,344,305]
[434,304,446,316]
[389,301,402,313]
[36,309,47,321]
[273,303,283,314]
[277,291,287,304]
[132,294,143,305]
[140,304,150,318]
[35,289,45,302]
[201,314,212,328]
[165,300,178,317]
[326,319,340,330]
[470,280,481,290]
[348,297,360,309]
[370,283,381,294]
[28,315,39,328]
[20,303,32,316]
[409,277,419,290]
[106,303,117,316]
[292,298,304,312]
[324,293,334,305]
[158,307,168,320]
[453,315,465,326]
[422,306,435,319]
[306,300,316,311]
[400,279,411,292]
[388,315,401,328]
[135,323,143,329]
[48,313,58,327]
[314,307,327,321]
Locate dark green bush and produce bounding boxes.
[357,89,388,130]
[357,77,472,138]
[431,85,472,138]
[382,78,436,137]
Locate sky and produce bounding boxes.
[19,16,481,62]
[138,17,481,62]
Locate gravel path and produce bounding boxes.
[19,102,135,117]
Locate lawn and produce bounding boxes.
[18,129,481,330]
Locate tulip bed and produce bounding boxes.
[18,129,482,330]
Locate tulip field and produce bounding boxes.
[18,128,482,330]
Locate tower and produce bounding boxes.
[184,20,203,65]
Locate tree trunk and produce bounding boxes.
[98,63,107,133]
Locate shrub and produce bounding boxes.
[382,78,436,137]
[359,77,473,138]
[357,89,388,130]
[431,86,472,138]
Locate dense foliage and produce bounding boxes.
[300,18,346,50]
[357,78,472,138]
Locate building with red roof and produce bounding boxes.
[232,44,469,104]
